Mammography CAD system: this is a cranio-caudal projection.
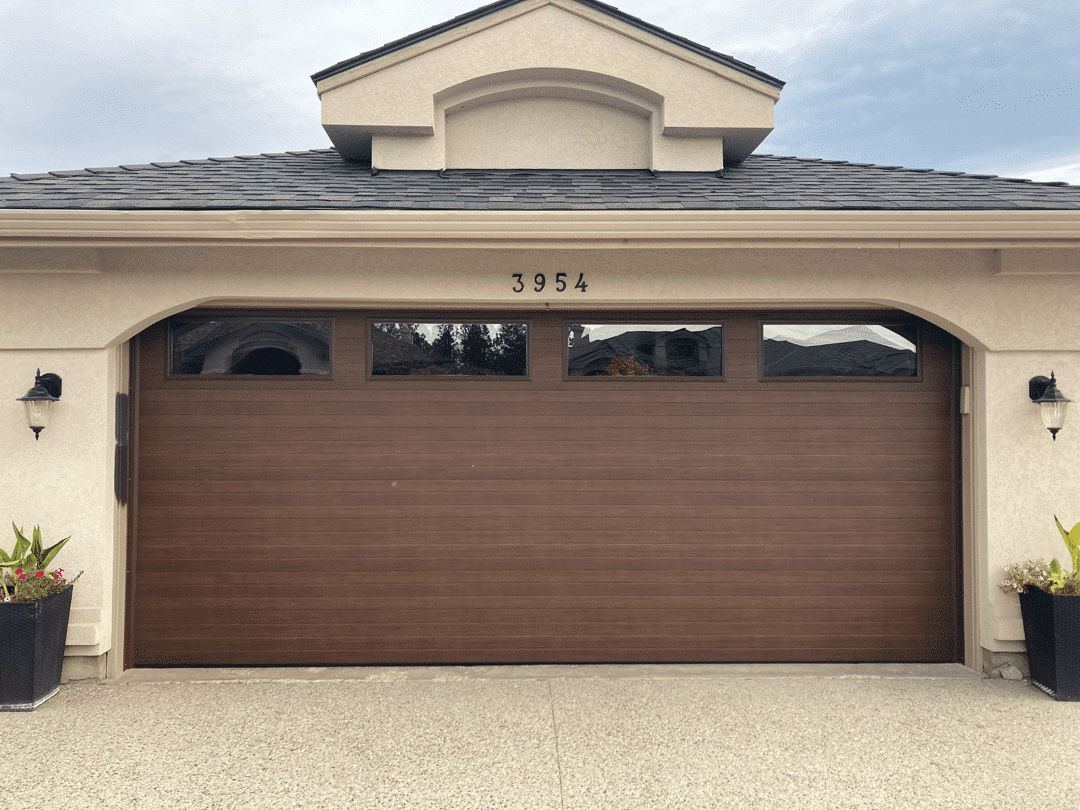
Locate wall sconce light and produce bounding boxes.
[16,369,62,440]
[1029,372,1071,441]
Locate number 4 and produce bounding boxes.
[575,273,588,292]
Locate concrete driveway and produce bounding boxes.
[4,663,1079,810]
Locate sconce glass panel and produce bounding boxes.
[762,324,917,378]
[170,320,332,375]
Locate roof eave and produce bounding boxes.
[3,209,1080,250]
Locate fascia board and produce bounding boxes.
[3,210,1080,250]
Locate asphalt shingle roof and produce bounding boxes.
[2,148,1078,211]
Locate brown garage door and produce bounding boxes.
[129,308,960,666]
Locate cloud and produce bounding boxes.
[1,0,1077,183]
[756,0,1079,177]
[987,151,1080,184]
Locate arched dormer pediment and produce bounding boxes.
[439,69,659,169]
[438,68,662,117]
[314,0,781,171]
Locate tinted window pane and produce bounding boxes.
[762,324,916,377]
[170,320,331,375]
[371,322,527,376]
[567,324,722,377]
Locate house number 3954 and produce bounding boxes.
[512,272,588,293]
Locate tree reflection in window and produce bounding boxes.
[371,322,527,376]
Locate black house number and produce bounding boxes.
[512,272,588,293]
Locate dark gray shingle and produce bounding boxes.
[2,149,1079,211]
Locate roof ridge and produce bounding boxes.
[746,154,1075,188]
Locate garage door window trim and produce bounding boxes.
[167,316,334,378]
[759,321,922,381]
[368,319,531,379]
[565,321,725,379]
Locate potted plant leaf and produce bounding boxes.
[1000,516,1080,701]
[0,524,79,711]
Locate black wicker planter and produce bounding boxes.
[1019,587,1080,701]
[0,585,73,711]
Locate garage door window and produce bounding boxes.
[567,323,723,376]
[371,322,528,376]
[169,319,332,375]
[762,324,917,377]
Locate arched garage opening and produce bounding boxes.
[126,306,962,667]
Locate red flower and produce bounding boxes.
[17,573,25,580]
[35,571,45,578]
[14,568,21,576]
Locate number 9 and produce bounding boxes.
[534,273,546,292]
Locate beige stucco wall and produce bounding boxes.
[2,346,118,664]
[983,352,1080,652]
[3,231,1079,670]
[318,0,775,168]
[445,96,653,169]
[4,243,1080,351]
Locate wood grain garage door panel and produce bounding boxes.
[130,309,960,666]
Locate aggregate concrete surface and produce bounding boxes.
[3,664,1078,810]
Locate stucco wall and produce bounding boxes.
[983,352,1079,651]
[3,347,118,662]
[3,239,1079,667]
[444,96,653,169]
[318,0,775,168]
[3,245,1080,350]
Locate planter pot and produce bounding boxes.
[1019,587,1080,701]
[0,585,73,711]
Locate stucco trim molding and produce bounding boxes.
[2,210,1080,249]
[0,246,104,273]
[993,248,1080,275]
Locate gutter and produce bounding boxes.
[2,209,1080,250]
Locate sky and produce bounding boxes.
[1,0,1077,182]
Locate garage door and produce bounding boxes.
[129,308,961,666]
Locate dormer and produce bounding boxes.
[311,0,784,171]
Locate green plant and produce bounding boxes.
[1054,515,1080,576]
[0,524,78,603]
[1000,516,1080,596]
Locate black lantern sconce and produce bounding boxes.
[16,369,62,440]
[1029,372,1071,441]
